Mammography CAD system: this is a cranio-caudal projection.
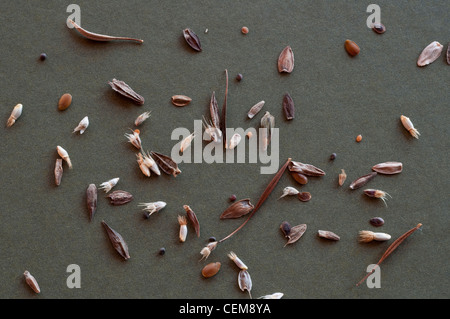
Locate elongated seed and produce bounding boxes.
[178,215,188,242]
[400,115,420,139]
[171,95,192,107]
[228,251,248,270]
[73,116,89,134]
[228,133,242,149]
[202,262,221,278]
[220,198,254,219]
[58,93,72,111]
[86,184,97,221]
[318,230,340,241]
[180,132,195,153]
[109,78,145,105]
[150,151,181,177]
[289,160,325,177]
[417,41,443,66]
[107,190,133,205]
[23,271,40,293]
[359,230,391,242]
[134,111,151,126]
[338,169,347,186]
[291,171,308,185]
[54,159,63,186]
[372,161,403,174]
[183,205,200,237]
[101,220,130,260]
[282,93,295,120]
[349,172,377,190]
[447,43,450,65]
[68,19,143,43]
[258,293,284,299]
[247,100,265,119]
[6,103,23,127]
[238,270,252,298]
[278,46,294,73]
[183,28,202,51]
[99,177,120,193]
[345,39,360,56]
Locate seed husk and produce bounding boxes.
[349,172,377,190]
[86,184,97,221]
[359,230,391,243]
[371,23,386,34]
[220,198,254,219]
[58,93,72,111]
[247,100,265,119]
[150,151,181,177]
[183,28,202,52]
[202,262,221,278]
[228,251,248,270]
[417,41,443,67]
[291,171,308,185]
[260,111,275,151]
[297,192,312,202]
[289,160,325,177]
[345,39,360,56]
[400,115,420,139]
[54,159,63,186]
[278,46,294,73]
[184,205,200,237]
[108,78,145,105]
[23,271,40,293]
[57,145,72,169]
[369,217,385,227]
[338,169,347,186]
[6,103,23,127]
[372,161,403,175]
[134,111,151,126]
[101,220,130,260]
[68,19,143,43]
[107,190,133,205]
[280,221,292,238]
[282,93,295,120]
[318,230,340,241]
[171,95,192,107]
[285,224,307,246]
[238,270,252,298]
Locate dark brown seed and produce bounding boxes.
[229,194,237,202]
[101,220,130,260]
[291,171,308,185]
[345,40,360,56]
[108,78,145,105]
[372,23,386,34]
[183,28,202,52]
[282,93,295,120]
[330,153,337,160]
[318,230,340,241]
[236,73,243,81]
[285,224,307,246]
[58,93,72,111]
[278,46,294,73]
[447,43,450,65]
[150,151,181,177]
[370,217,385,227]
[184,205,200,237]
[280,221,292,237]
[54,158,63,186]
[289,160,326,177]
[349,172,377,190]
[86,184,97,221]
[107,190,133,205]
[371,162,403,175]
[220,198,254,219]
[171,95,192,107]
[297,192,312,202]
[202,262,221,278]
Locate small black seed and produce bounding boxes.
[208,236,216,242]
[39,53,47,61]
[158,248,166,255]
[330,153,337,160]
[229,194,237,202]
[236,73,243,81]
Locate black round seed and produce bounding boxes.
[158,248,166,255]
[39,53,47,61]
[229,194,237,202]
[330,153,337,160]
[208,236,216,242]
[236,73,243,81]
[372,23,386,34]
[369,217,385,227]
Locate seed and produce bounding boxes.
[68,19,143,43]
[279,186,299,199]
[139,201,167,218]
[202,262,221,278]
[284,224,307,247]
[318,230,340,241]
[73,116,89,134]
[228,251,248,270]
[56,145,72,169]
[289,160,325,177]
[238,270,252,298]
[108,78,145,105]
[417,41,443,67]
[247,100,265,119]
[369,217,385,227]
[291,172,308,185]
[280,221,292,238]
[241,26,249,34]
[140,151,161,176]
[229,194,237,202]
[372,162,403,175]
[58,93,72,111]
[246,131,253,139]
[107,190,133,205]
[150,151,181,177]
[183,28,202,52]
[158,248,166,255]
[236,73,243,81]
[356,134,362,142]
[364,189,392,207]
[329,153,337,160]
[124,129,142,149]
[208,236,216,242]
[178,215,188,242]
[184,205,200,237]
[228,133,242,149]
[6,103,23,127]
[54,158,63,186]
[371,23,386,34]
[39,53,47,61]
[23,271,40,293]
[86,184,97,221]
[297,192,312,202]
[134,111,151,126]
[349,172,377,190]
[260,112,275,151]
[338,169,347,186]
[400,115,420,139]
[345,39,360,56]
[278,46,294,73]
[359,230,391,243]
[180,132,195,153]
[282,93,295,120]
[199,241,218,261]
[220,198,254,219]
[101,220,130,260]
[99,177,120,193]
[171,95,192,107]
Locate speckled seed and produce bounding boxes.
[201,262,221,278]
[369,217,385,227]
[58,93,72,111]
[345,40,360,56]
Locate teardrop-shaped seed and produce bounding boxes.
[58,93,72,111]
[150,151,181,177]
[183,28,202,52]
[184,205,200,237]
[417,41,443,67]
[102,220,130,260]
[278,46,294,73]
[220,198,254,219]
[238,270,252,298]
[107,190,133,205]
[285,224,307,246]
[349,172,377,190]
[171,95,192,107]
[201,262,221,278]
[247,101,265,119]
[291,171,308,185]
[371,162,403,175]
[345,40,360,56]
[24,271,40,293]
[318,230,340,241]
[282,93,295,120]
[372,23,386,34]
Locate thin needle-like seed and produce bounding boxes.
[221,69,229,148]
[68,19,144,43]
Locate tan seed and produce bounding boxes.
[345,39,360,56]
[318,230,340,241]
[171,95,192,107]
[277,46,294,73]
[58,93,72,111]
[202,262,221,278]
[338,169,347,186]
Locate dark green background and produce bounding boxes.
[0,0,448,299]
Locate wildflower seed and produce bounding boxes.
[56,145,72,169]
[208,236,216,242]
[139,201,167,218]
[184,205,200,237]
[124,129,142,149]
[73,116,89,134]
[6,103,23,127]
[202,262,221,278]
[150,151,181,177]
[99,177,119,193]
[371,23,386,34]
[338,169,347,186]
[345,39,360,56]
[171,95,192,107]
[364,189,391,207]
[199,241,217,261]
[86,184,97,221]
[108,78,145,105]
[247,100,265,119]
[417,41,443,67]
[278,46,294,73]
[220,198,254,219]
[228,251,248,270]
[358,230,391,242]
[279,186,299,199]
[369,217,385,227]
[238,270,252,298]
[318,230,340,241]
[178,215,188,242]
[101,220,130,260]
[23,271,40,293]
[284,224,307,247]
[54,159,63,186]
[282,93,295,120]
[134,111,151,126]
[372,162,403,175]
[183,28,202,52]
[58,93,72,111]
[349,172,377,190]
[107,190,133,205]
[260,111,275,151]
[400,115,420,139]
[280,221,292,238]
[180,132,195,153]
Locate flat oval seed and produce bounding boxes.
[58,93,72,111]
[372,23,386,34]
[291,172,308,185]
[370,217,385,227]
[201,262,221,278]
[297,192,312,202]
[345,39,360,57]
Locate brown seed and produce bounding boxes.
[282,93,295,120]
[371,162,403,175]
[318,230,340,241]
[184,205,200,237]
[101,220,130,260]
[289,160,326,177]
[150,151,181,177]
[345,39,360,57]
[86,184,97,221]
[417,41,443,67]
[372,23,386,34]
[202,262,221,278]
[338,169,347,186]
[247,100,265,119]
[108,78,145,105]
[171,95,192,107]
[183,28,202,52]
[220,198,254,219]
[278,46,294,73]
[369,217,385,227]
[284,224,307,246]
[54,158,63,186]
[297,192,312,202]
[291,172,308,185]
[58,93,72,111]
[356,134,362,142]
[241,26,249,34]
[107,190,133,205]
[23,271,40,293]
[349,172,377,190]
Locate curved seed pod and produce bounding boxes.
[183,205,200,237]
[150,151,181,177]
[101,220,130,260]
[372,162,403,175]
[247,100,265,119]
[285,224,307,247]
[417,41,443,66]
[278,46,294,73]
[349,172,377,190]
[86,184,97,221]
[183,28,202,51]
[68,19,143,43]
[6,103,23,127]
[238,270,252,298]
[289,160,325,176]
[220,198,254,219]
[23,271,40,293]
